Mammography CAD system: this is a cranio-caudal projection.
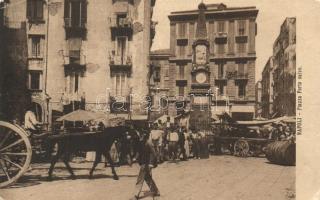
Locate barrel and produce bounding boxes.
[265,140,295,166]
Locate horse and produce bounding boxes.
[47,126,129,181]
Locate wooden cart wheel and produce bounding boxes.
[0,121,32,188]
[234,139,250,157]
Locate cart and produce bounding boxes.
[0,121,34,188]
[0,110,127,188]
[210,115,296,157]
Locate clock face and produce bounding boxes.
[195,72,207,84]
[195,45,207,65]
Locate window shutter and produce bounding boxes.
[64,0,70,19]
[81,1,87,25]
[36,0,43,19]
[27,0,32,19]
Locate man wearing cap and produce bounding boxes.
[131,129,160,200]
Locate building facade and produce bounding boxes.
[261,56,274,118]
[255,80,262,118]
[2,0,156,128]
[272,17,296,117]
[150,3,258,125]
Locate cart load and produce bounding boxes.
[265,140,295,166]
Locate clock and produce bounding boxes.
[195,45,207,65]
[195,72,207,84]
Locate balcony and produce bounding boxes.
[110,17,133,38]
[235,35,248,43]
[176,79,187,86]
[235,96,248,101]
[64,18,87,39]
[235,73,249,80]
[112,0,134,4]
[109,53,132,73]
[64,63,86,77]
[215,74,227,82]
[215,32,228,44]
[64,51,86,76]
[234,73,248,84]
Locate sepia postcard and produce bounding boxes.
[0,0,318,199]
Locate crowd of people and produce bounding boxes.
[108,121,211,166]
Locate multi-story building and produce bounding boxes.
[261,56,274,118]
[272,17,296,117]
[149,49,171,119]
[1,0,29,121]
[2,0,156,128]
[255,80,262,118]
[150,3,258,126]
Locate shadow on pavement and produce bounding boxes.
[4,172,137,189]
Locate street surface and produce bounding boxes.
[0,156,295,200]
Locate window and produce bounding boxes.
[27,0,44,21]
[177,45,187,57]
[217,21,225,32]
[64,0,87,28]
[178,86,184,96]
[69,50,81,64]
[238,43,246,53]
[238,83,246,97]
[165,68,169,77]
[217,44,224,54]
[178,23,187,38]
[30,36,42,58]
[218,84,224,95]
[238,20,246,36]
[154,69,160,81]
[178,65,184,79]
[29,71,42,90]
[116,37,127,64]
[218,63,224,78]
[238,63,245,76]
[114,73,128,96]
[67,72,81,93]
[117,13,127,26]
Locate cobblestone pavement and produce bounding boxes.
[0,156,295,200]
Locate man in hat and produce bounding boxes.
[167,125,179,160]
[131,129,160,200]
[24,104,41,135]
[178,127,187,160]
[150,123,164,163]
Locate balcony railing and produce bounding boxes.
[215,74,227,80]
[109,17,133,29]
[109,53,132,66]
[64,18,87,39]
[235,73,249,80]
[235,35,248,43]
[215,32,228,44]
[112,0,134,4]
[110,17,133,38]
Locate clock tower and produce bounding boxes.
[189,2,212,131]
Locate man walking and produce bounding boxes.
[131,129,160,200]
[178,127,187,161]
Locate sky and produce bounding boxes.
[151,0,299,82]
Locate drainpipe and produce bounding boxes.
[44,0,50,129]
